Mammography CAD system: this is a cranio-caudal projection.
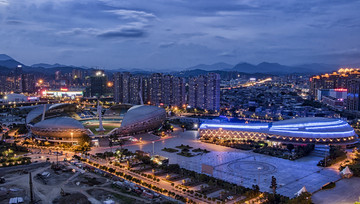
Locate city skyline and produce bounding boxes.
[0,0,359,70]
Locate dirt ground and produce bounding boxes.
[87,188,143,204]
[0,161,156,204]
[66,173,108,188]
[52,192,90,204]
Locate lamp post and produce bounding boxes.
[257,166,262,187]
[70,132,74,146]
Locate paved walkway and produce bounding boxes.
[312,177,360,204]
[90,129,341,198]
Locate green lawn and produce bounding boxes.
[85,124,120,135]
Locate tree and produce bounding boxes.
[289,192,312,204]
[270,176,277,195]
[287,144,295,153]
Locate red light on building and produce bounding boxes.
[60,87,68,92]
[335,88,347,92]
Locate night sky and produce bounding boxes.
[0,0,359,70]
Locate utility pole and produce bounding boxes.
[29,172,34,203]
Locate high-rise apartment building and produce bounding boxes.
[89,70,106,97]
[113,72,185,107]
[22,73,35,93]
[14,65,23,93]
[347,78,360,112]
[150,73,163,105]
[113,72,134,104]
[188,73,220,111]
[205,73,221,111]
[172,76,186,107]
[129,75,142,105]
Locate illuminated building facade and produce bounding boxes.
[347,78,360,112]
[200,117,358,146]
[310,68,360,99]
[42,88,83,99]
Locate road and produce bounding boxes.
[82,155,212,204]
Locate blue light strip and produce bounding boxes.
[305,124,349,130]
[272,120,344,128]
[269,129,355,135]
[200,124,267,129]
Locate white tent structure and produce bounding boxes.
[294,186,307,197]
[340,166,353,178]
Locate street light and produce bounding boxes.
[257,166,262,188]
[70,132,74,146]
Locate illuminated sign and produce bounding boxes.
[335,88,347,92]
[27,97,39,100]
[42,89,83,98]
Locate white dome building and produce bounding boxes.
[114,105,166,135]
[31,117,92,143]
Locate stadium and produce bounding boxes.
[26,103,166,143]
[30,117,92,143]
[199,117,358,146]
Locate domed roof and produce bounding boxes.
[33,117,85,129]
[269,117,354,138]
[200,117,355,139]
[121,105,166,127]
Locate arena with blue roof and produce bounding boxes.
[199,117,358,145]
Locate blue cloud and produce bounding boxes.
[0,0,359,69]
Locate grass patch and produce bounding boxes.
[162,148,179,153]
[85,124,120,135]
[321,182,336,190]
[175,144,193,149]
[177,152,195,157]
[192,148,210,153]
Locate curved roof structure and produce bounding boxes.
[121,105,166,127]
[104,104,133,116]
[26,104,50,124]
[200,117,356,140]
[26,103,78,125]
[48,103,76,110]
[33,117,85,129]
[269,117,354,138]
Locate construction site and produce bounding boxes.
[0,160,167,204]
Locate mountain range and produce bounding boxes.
[0,53,357,76]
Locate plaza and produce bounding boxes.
[91,128,341,198]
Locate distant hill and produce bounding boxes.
[0,53,358,77]
[0,54,13,61]
[230,62,315,74]
[186,62,233,71]
[31,63,70,68]
[0,54,24,68]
